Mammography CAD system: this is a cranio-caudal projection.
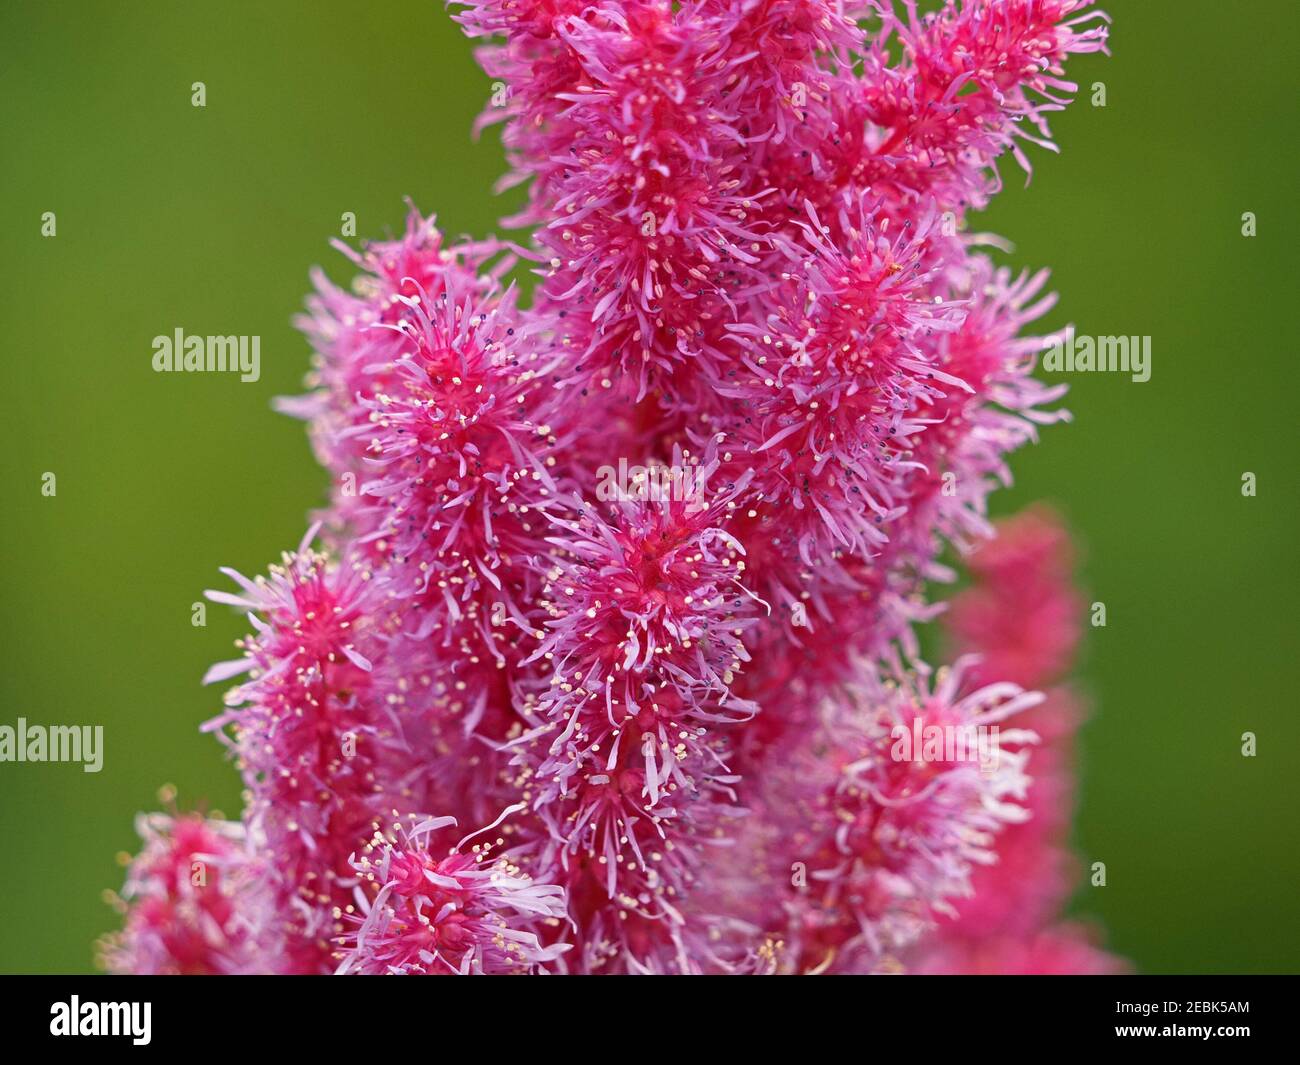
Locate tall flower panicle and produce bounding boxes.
[521,453,757,802]
[945,504,1083,689]
[861,0,1111,206]
[200,528,402,970]
[535,7,773,397]
[717,195,968,568]
[505,459,760,967]
[109,1,1119,975]
[910,508,1127,973]
[346,274,560,652]
[779,662,1040,972]
[284,207,514,487]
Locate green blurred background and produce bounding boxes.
[1,1,1295,974]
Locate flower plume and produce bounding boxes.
[108,1,1119,976]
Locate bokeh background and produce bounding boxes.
[1,0,1295,974]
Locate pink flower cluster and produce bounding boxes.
[912,507,1126,974]
[106,0,1119,974]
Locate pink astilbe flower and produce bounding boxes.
[507,466,761,969]
[860,0,1111,206]
[102,813,274,975]
[717,196,968,567]
[336,813,568,975]
[346,273,559,651]
[890,262,1069,562]
[109,1,1118,976]
[284,207,514,487]
[946,503,1084,690]
[769,661,1040,973]
[521,462,757,807]
[537,20,769,395]
[200,529,402,971]
[908,507,1126,973]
